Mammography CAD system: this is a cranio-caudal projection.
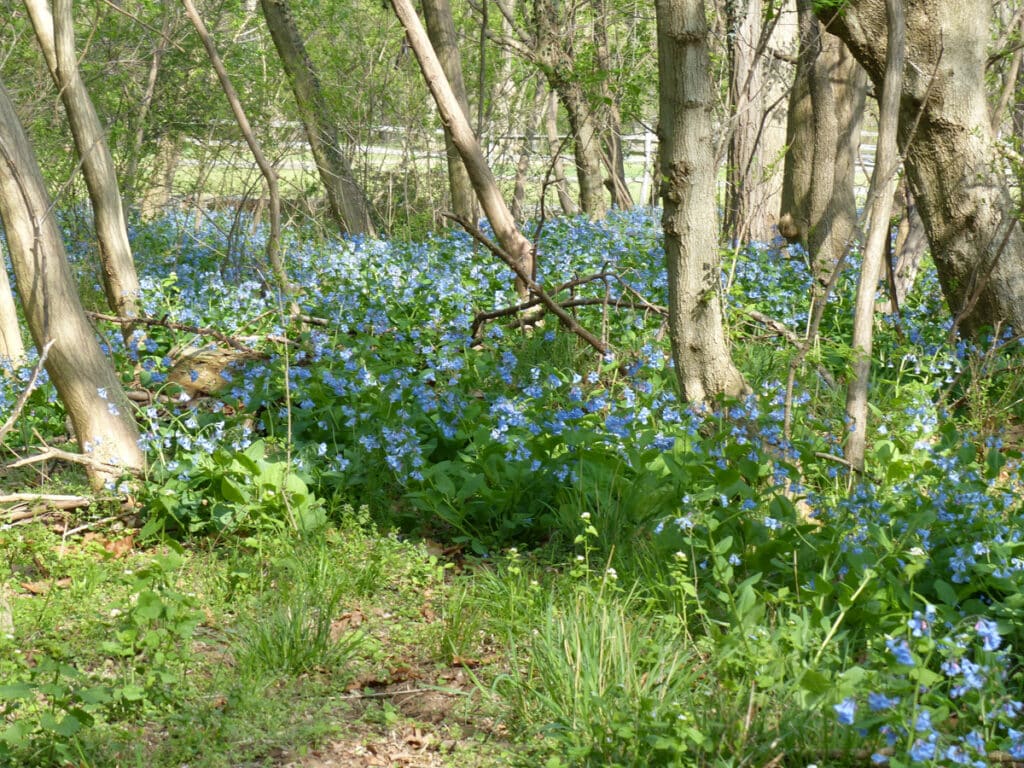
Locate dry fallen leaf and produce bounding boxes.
[20,578,71,595]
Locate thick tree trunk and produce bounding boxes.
[779,0,865,287]
[0,78,143,488]
[821,0,1024,335]
[24,0,141,324]
[390,0,534,296]
[259,0,375,236]
[656,0,747,403]
[420,0,479,224]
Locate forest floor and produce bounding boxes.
[0,517,522,767]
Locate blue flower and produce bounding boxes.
[886,637,915,666]
[834,697,856,725]
[974,618,1001,651]
[867,692,900,711]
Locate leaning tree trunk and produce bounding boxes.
[421,0,479,224]
[656,0,748,403]
[390,0,534,297]
[24,0,141,325]
[821,0,1024,335]
[259,0,375,236]
[0,258,24,366]
[0,78,143,489]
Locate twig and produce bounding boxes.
[446,213,610,355]
[4,446,143,476]
[0,339,55,445]
[86,311,257,353]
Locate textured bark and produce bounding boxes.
[724,0,786,243]
[24,0,141,324]
[390,0,534,296]
[846,0,904,473]
[822,0,1024,335]
[779,0,865,286]
[260,0,375,236]
[0,78,143,488]
[420,0,478,224]
[656,0,747,403]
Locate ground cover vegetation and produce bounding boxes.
[2,207,1024,766]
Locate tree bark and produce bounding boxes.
[390,0,534,297]
[260,0,375,236]
[531,0,607,218]
[656,0,748,403]
[779,0,865,288]
[821,0,1024,335]
[420,0,479,224]
[845,0,904,473]
[0,77,143,489]
[544,89,577,216]
[0,257,24,366]
[24,0,141,325]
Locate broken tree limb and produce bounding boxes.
[4,446,143,477]
[446,213,609,355]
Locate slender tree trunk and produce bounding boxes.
[511,83,547,223]
[24,0,141,324]
[0,78,143,489]
[183,0,290,296]
[390,0,534,296]
[531,0,607,218]
[420,0,479,224]
[259,0,375,236]
[591,0,631,209]
[656,0,747,403]
[123,3,173,213]
[822,0,1024,335]
[544,89,577,216]
[551,79,607,219]
[845,0,903,473]
[0,257,24,366]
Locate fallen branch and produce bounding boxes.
[473,295,667,338]
[0,339,55,445]
[86,310,256,354]
[448,213,609,354]
[4,446,143,476]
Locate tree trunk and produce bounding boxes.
[0,257,24,366]
[24,0,141,324]
[544,89,577,216]
[259,0,375,236]
[656,0,748,403]
[0,78,143,489]
[845,0,904,473]
[531,0,607,218]
[821,0,1024,335]
[779,0,865,288]
[420,0,479,224]
[390,0,534,296]
[184,0,290,296]
[590,0,632,210]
